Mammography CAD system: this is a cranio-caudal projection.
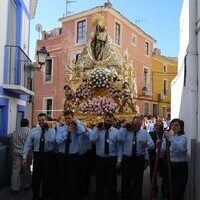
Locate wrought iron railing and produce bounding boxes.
[4,45,33,92]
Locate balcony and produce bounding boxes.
[3,45,34,96]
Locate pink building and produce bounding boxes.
[33,2,155,124]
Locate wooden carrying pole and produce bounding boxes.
[166,136,173,200]
[149,143,161,200]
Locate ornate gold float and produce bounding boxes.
[64,14,138,123]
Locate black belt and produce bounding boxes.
[123,155,144,159]
[96,155,117,159]
[171,161,187,165]
[58,152,79,156]
[69,153,79,157]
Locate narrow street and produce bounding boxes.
[0,168,167,200]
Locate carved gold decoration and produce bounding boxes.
[64,19,138,124]
[93,88,110,97]
[90,14,105,28]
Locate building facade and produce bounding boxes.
[33,2,157,124]
[151,48,177,118]
[171,0,200,199]
[0,0,38,136]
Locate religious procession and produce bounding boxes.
[7,12,188,200]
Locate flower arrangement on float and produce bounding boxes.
[75,84,92,100]
[90,68,110,88]
[79,97,117,114]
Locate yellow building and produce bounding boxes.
[151,48,177,118]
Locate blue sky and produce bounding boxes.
[30,0,183,61]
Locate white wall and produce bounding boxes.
[171,0,199,199]
[197,0,200,142]
[171,0,198,156]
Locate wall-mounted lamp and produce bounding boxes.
[142,86,148,95]
[24,46,49,71]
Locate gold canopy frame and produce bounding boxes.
[64,14,138,124]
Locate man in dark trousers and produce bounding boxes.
[77,125,92,199]
[22,113,56,200]
[56,109,85,200]
[118,115,154,200]
[89,113,122,200]
[148,119,167,197]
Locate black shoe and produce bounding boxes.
[153,191,158,197]
[153,186,158,197]
[24,185,32,190]
[162,190,166,197]
[12,190,19,194]
[161,187,166,197]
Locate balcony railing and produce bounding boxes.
[4,45,34,95]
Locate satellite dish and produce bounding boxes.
[35,24,43,39]
[35,23,43,32]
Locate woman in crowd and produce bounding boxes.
[158,118,188,200]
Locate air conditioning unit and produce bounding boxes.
[158,93,165,100]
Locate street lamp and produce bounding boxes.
[24,46,49,71]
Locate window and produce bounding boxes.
[144,102,149,116]
[153,104,158,116]
[45,59,52,82]
[115,22,120,45]
[46,99,53,117]
[163,79,168,95]
[76,20,86,43]
[145,41,149,56]
[162,107,167,118]
[163,64,167,73]
[44,98,53,117]
[132,34,137,46]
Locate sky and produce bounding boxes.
[29,0,183,61]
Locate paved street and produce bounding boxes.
[0,168,167,200]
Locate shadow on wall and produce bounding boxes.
[0,137,11,190]
[185,139,198,200]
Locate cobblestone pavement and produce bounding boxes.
[0,169,167,200]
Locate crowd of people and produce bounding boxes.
[9,111,188,200]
